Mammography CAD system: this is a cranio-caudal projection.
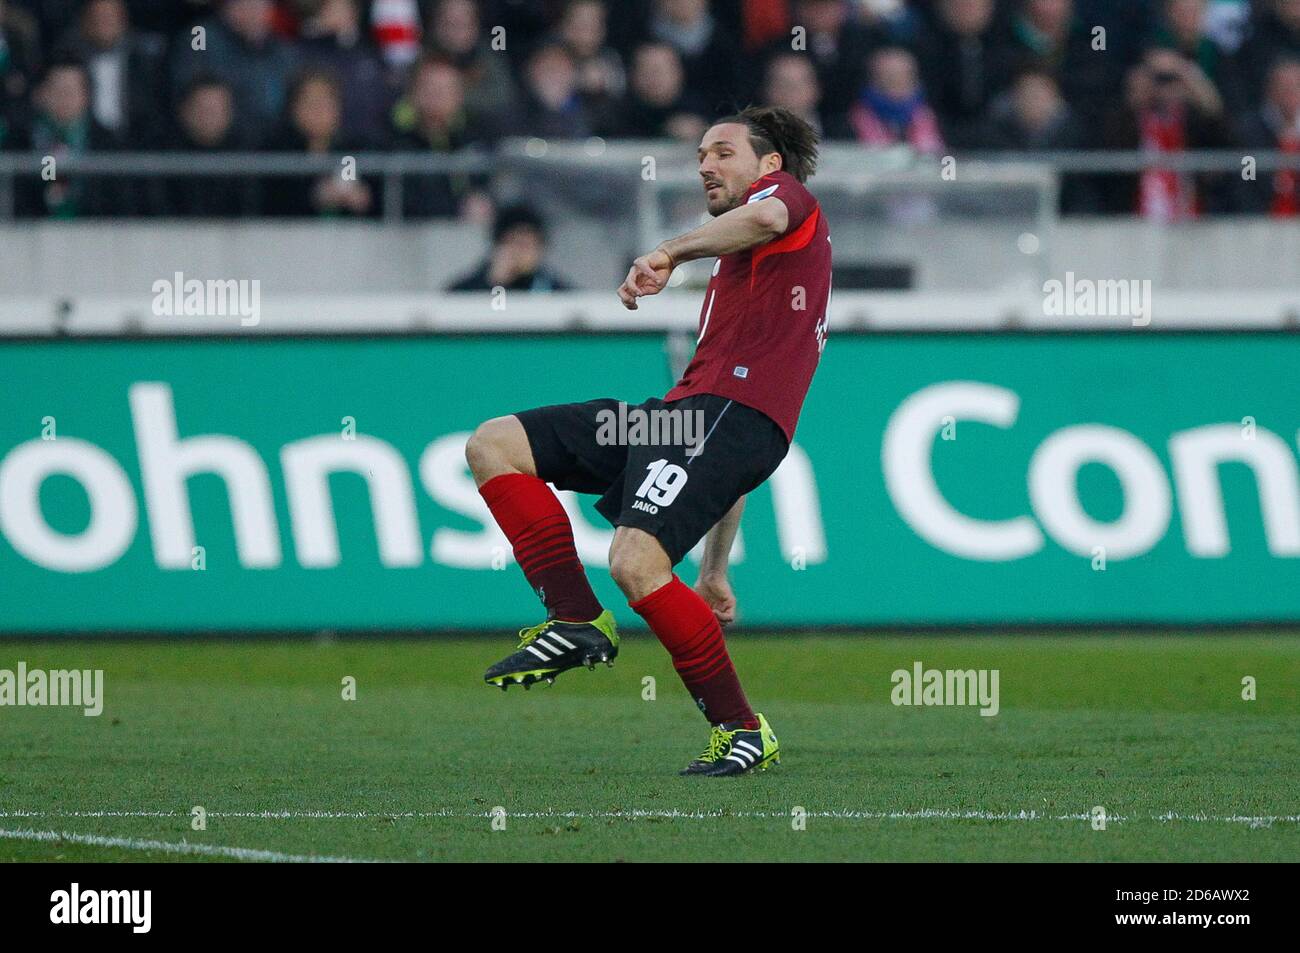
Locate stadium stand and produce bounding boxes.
[1,1,1298,319]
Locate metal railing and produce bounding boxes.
[1,144,1298,223]
[0,149,496,222]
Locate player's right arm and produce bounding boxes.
[695,497,746,626]
[617,198,789,310]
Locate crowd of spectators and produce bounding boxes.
[0,0,1297,219]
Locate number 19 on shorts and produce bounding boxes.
[632,459,689,514]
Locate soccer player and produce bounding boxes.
[464,105,831,776]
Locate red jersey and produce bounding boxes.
[665,170,831,442]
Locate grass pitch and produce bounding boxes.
[0,632,1297,862]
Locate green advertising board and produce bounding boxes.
[1,333,1297,631]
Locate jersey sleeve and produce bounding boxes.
[745,171,817,236]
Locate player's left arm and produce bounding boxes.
[695,496,746,626]
[618,197,789,310]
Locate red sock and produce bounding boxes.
[479,474,603,622]
[630,575,758,728]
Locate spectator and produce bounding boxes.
[1,0,39,146]
[18,57,126,217]
[840,46,944,153]
[1236,56,1300,214]
[649,0,742,114]
[1152,0,1237,103]
[392,53,490,219]
[1236,0,1300,101]
[913,0,1015,147]
[172,0,297,140]
[761,52,825,138]
[557,0,625,124]
[1101,47,1235,219]
[159,74,260,216]
[425,0,515,118]
[297,0,391,144]
[1003,0,1119,125]
[610,41,708,140]
[264,67,375,216]
[762,0,880,126]
[500,40,591,140]
[978,64,1098,211]
[54,0,167,146]
[448,203,572,292]
[1006,0,1076,64]
[0,0,1295,222]
[979,64,1085,150]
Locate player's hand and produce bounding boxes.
[695,573,737,627]
[618,248,673,310]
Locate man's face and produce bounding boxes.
[316,0,359,35]
[83,0,128,50]
[496,225,544,274]
[223,0,272,44]
[293,78,341,140]
[697,122,768,216]
[632,45,682,105]
[1025,0,1071,34]
[1165,0,1206,40]
[435,0,479,54]
[942,0,994,36]
[182,86,234,145]
[40,67,90,126]
[870,49,919,100]
[527,48,576,108]
[798,0,847,35]
[765,56,819,113]
[1012,74,1061,130]
[413,63,464,124]
[561,1,605,56]
[1144,49,1191,110]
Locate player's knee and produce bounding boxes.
[607,547,643,596]
[465,417,513,480]
[463,423,492,478]
[608,533,670,600]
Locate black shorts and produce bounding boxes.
[515,394,789,565]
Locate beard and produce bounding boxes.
[705,186,743,217]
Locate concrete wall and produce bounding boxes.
[2,218,1298,299]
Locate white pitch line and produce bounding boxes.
[0,827,377,863]
[0,809,1296,825]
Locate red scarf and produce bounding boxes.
[372,0,422,67]
[1138,108,1198,221]
[1271,129,1300,217]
